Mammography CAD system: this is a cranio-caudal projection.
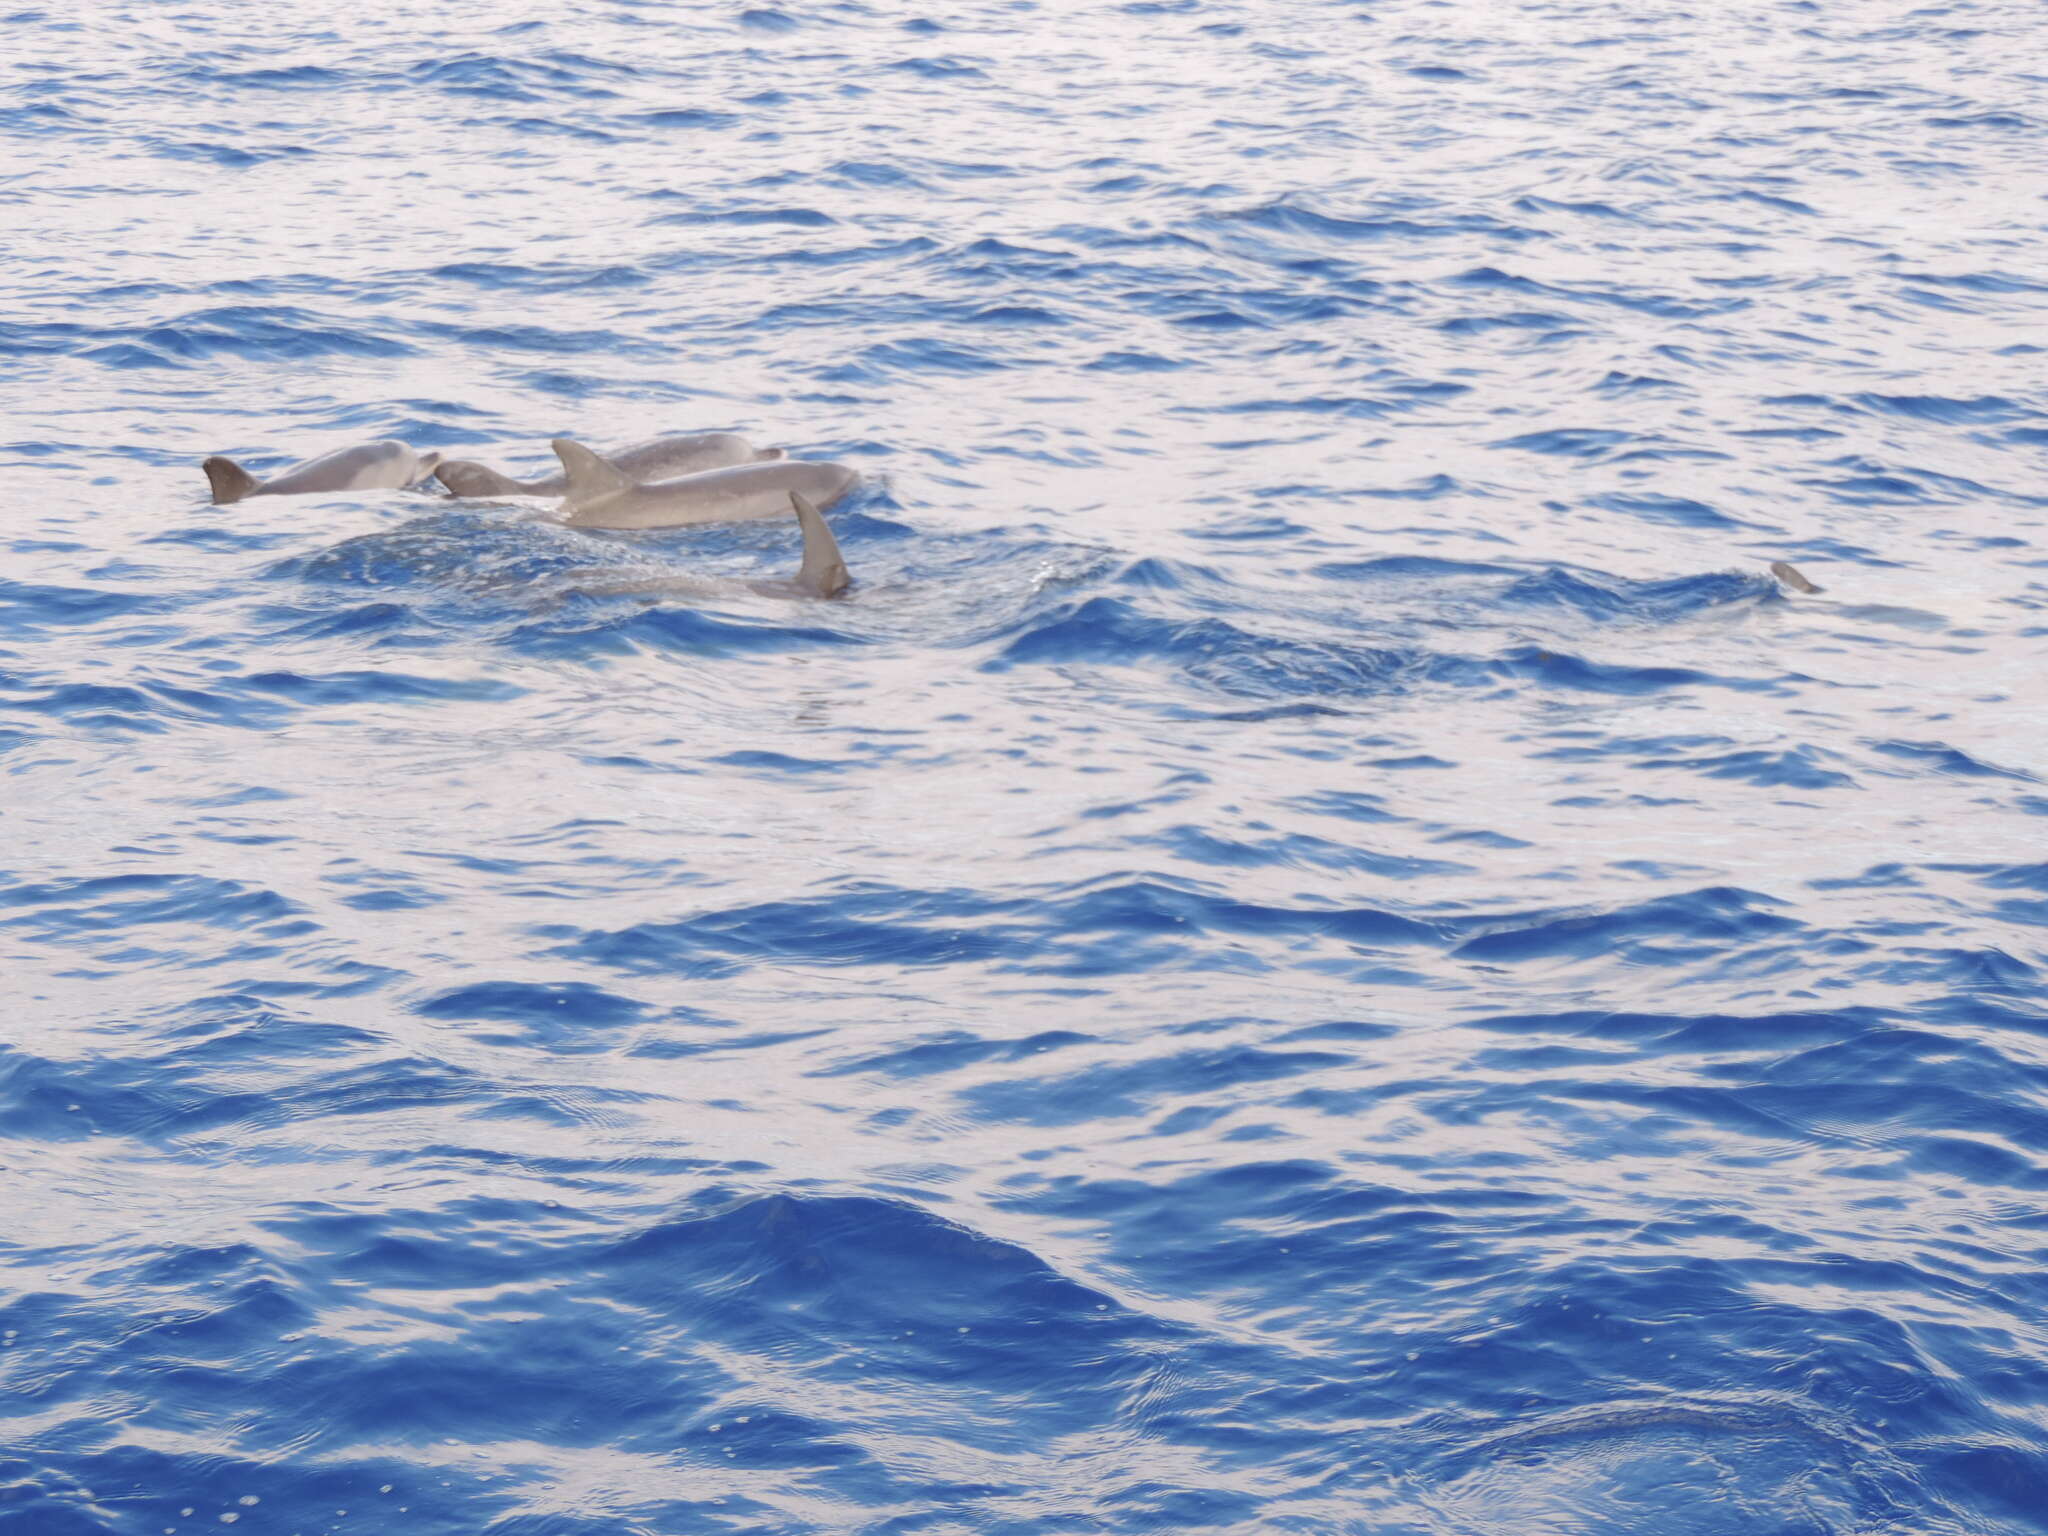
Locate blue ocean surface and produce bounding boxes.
[4,0,2046,1532]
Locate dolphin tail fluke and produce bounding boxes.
[202,455,261,505]
[551,437,634,509]
[791,491,850,598]
[437,460,530,498]
[1769,560,1822,594]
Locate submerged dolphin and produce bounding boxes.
[435,432,782,499]
[564,492,851,602]
[203,440,441,505]
[548,438,858,531]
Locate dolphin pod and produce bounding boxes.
[434,432,785,499]
[200,433,1824,607]
[199,429,862,599]
[204,439,442,504]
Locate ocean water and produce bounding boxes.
[4,0,2046,1532]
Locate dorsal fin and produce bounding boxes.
[790,491,849,598]
[551,438,634,509]
[436,460,530,498]
[1769,560,1822,594]
[202,455,262,505]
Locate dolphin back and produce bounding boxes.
[203,456,263,504]
[1769,561,1822,594]
[437,460,534,498]
[791,491,850,598]
[552,438,636,510]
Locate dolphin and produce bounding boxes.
[1769,561,1822,594]
[434,432,783,499]
[562,492,851,602]
[548,438,858,531]
[203,439,442,505]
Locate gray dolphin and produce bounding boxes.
[549,438,858,531]
[435,432,783,499]
[1769,561,1822,594]
[203,439,442,505]
[563,492,851,602]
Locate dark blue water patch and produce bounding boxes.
[1512,193,1638,222]
[1084,348,1187,372]
[887,55,987,80]
[963,1043,1360,1129]
[1568,739,1858,791]
[1150,824,1473,879]
[1314,554,1518,583]
[1194,384,1467,420]
[1,678,260,734]
[831,336,1013,380]
[1488,427,1638,458]
[1450,885,1799,965]
[1450,265,1748,321]
[631,107,742,131]
[990,596,1505,700]
[1854,391,2025,424]
[211,64,349,90]
[646,204,838,231]
[1212,199,1543,251]
[824,158,927,189]
[1494,645,1791,697]
[1803,455,2048,510]
[0,578,162,634]
[484,112,620,141]
[503,600,860,663]
[0,871,302,937]
[143,306,413,363]
[1869,738,2036,782]
[427,259,652,292]
[410,317,640,355]
[1,994,395,1142]
[1490,567,1771,624]
[1587,490,1752,530]
[820,1028,1096,1081]
[414,981,649,1050]
[546,875,1446,982]
[149,138,313,167]
[1198,701,1354,722]
[407,52,630,102]
[234,669,526,708]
